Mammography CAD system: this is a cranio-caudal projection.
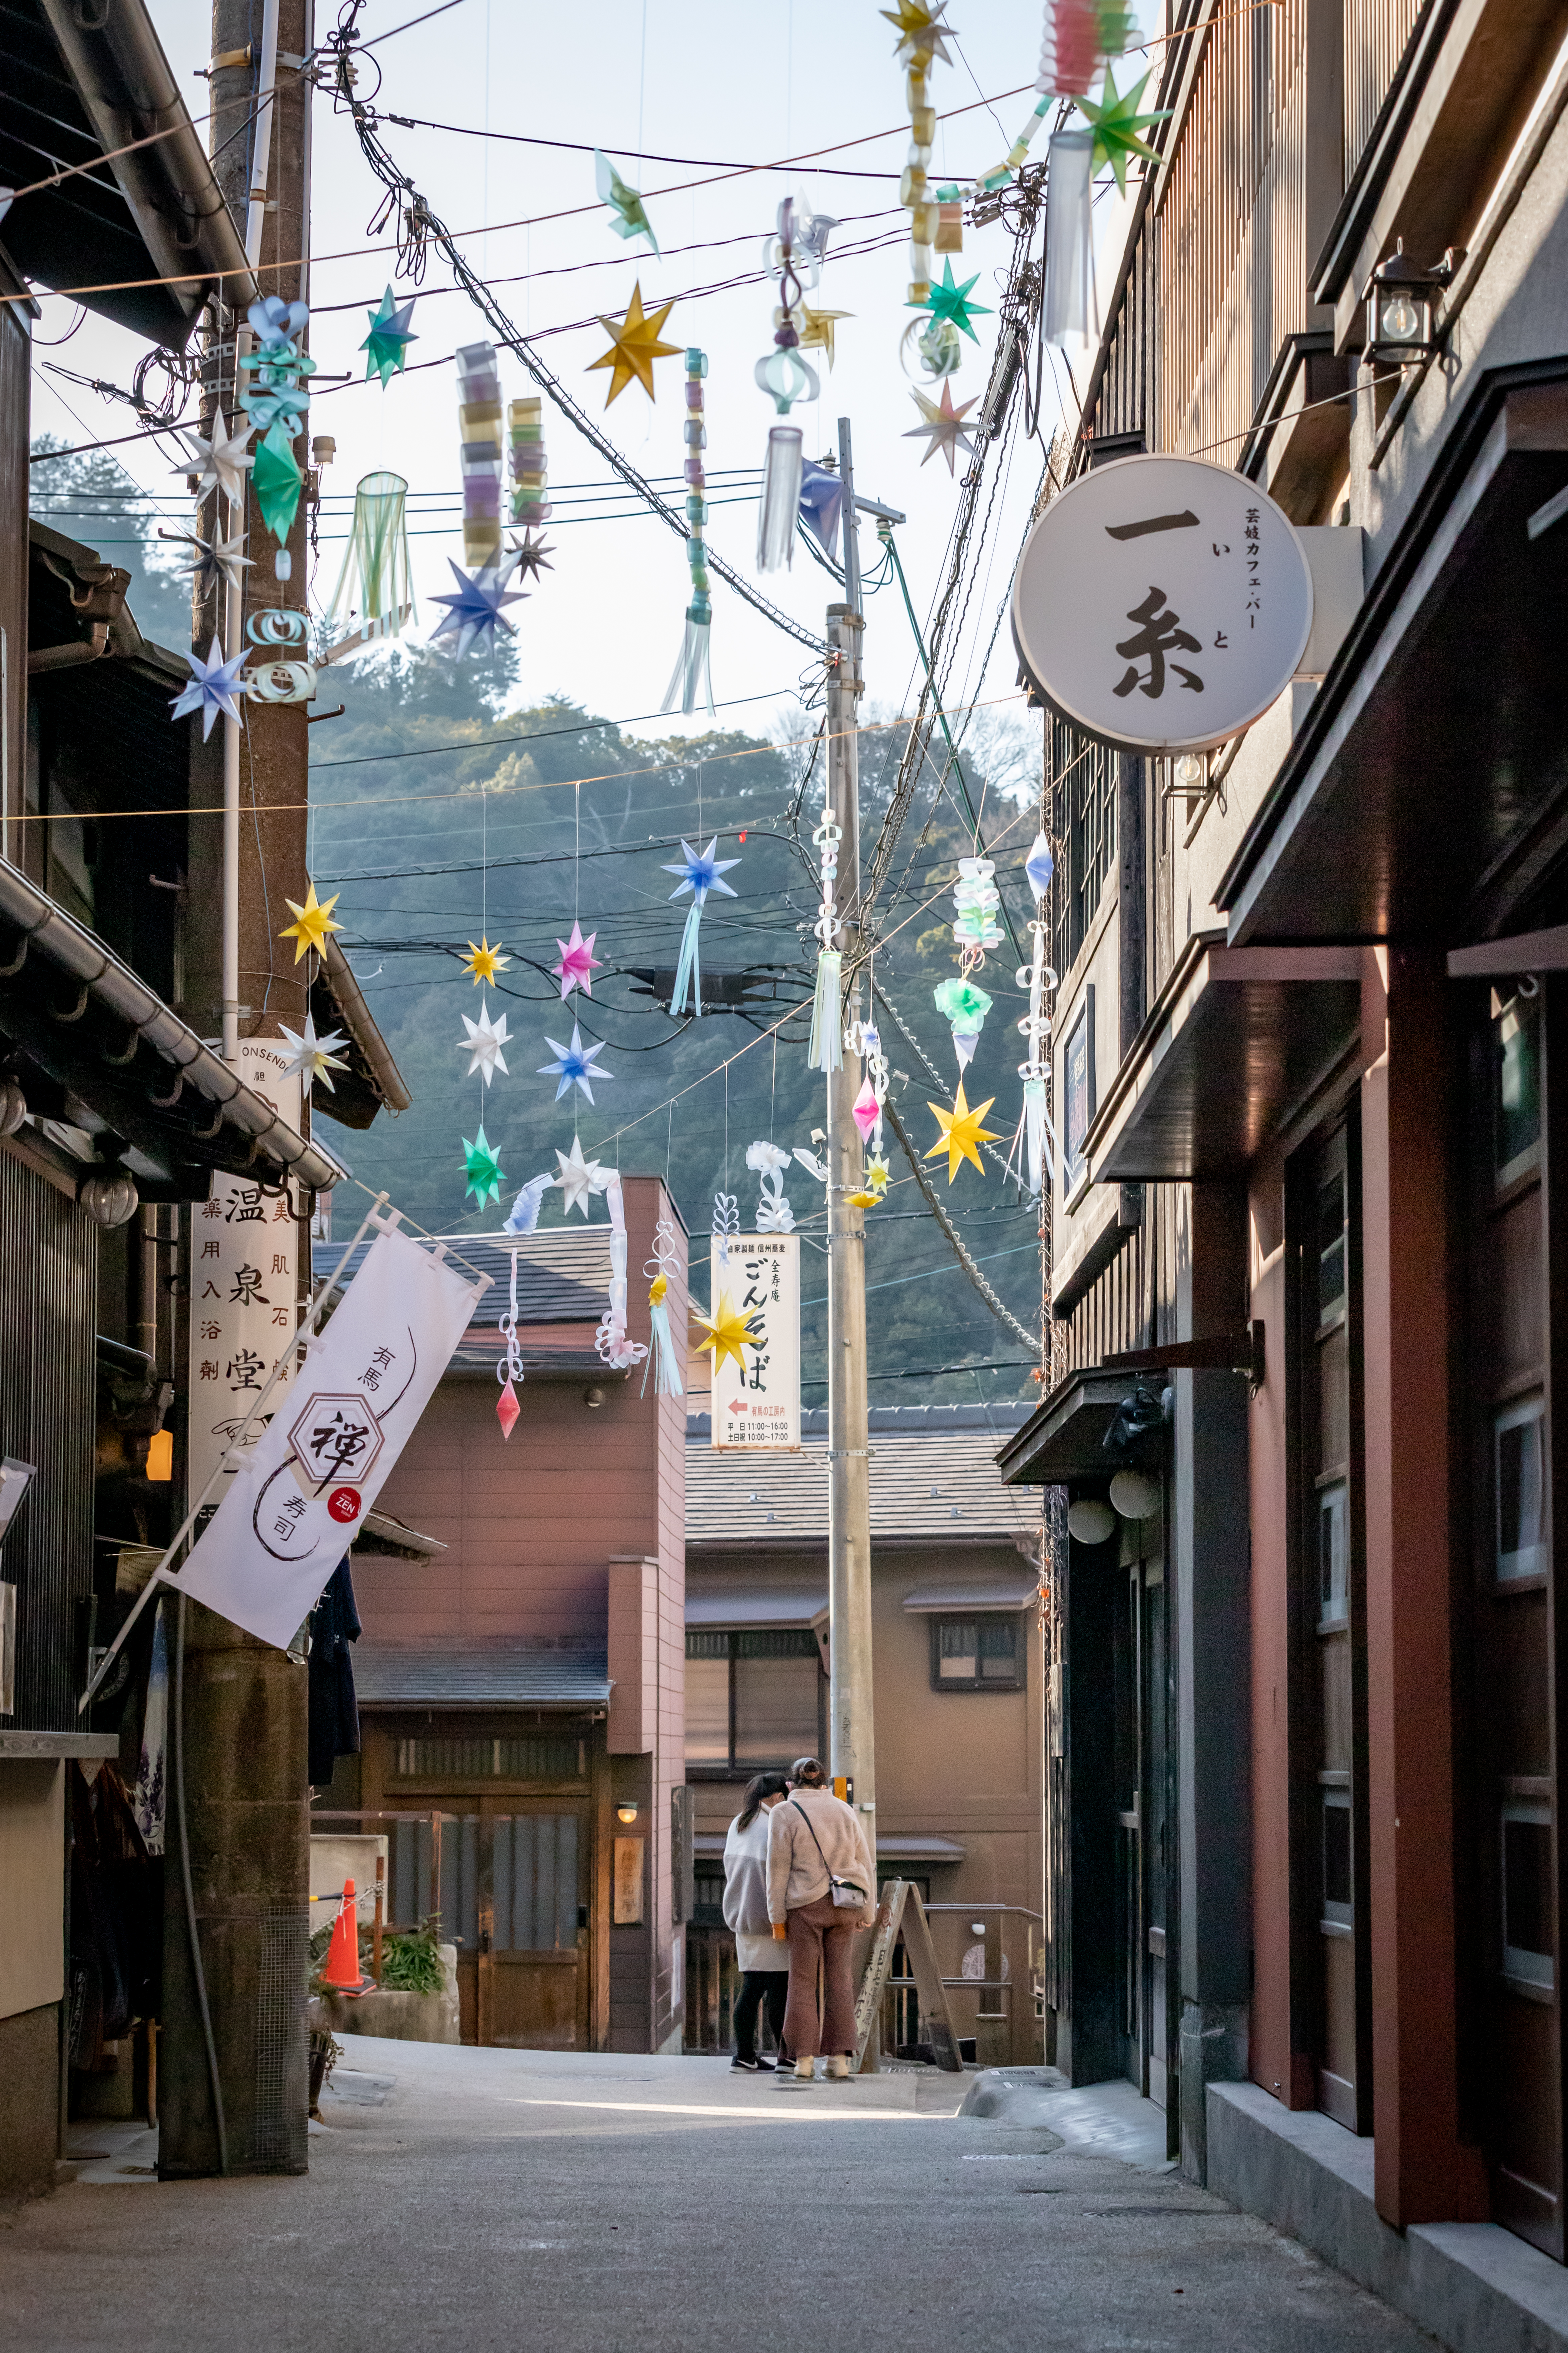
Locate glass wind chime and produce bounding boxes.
[664,349,714,715]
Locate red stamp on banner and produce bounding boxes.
[327,1488,361,1524]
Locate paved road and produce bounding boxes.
[0,2045,1435,2353]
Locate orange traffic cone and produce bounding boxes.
[322,1878,369,1995]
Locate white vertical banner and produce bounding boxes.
[708,1233,800,1451]
[178,1226,484,1648]
[187,1038,304,1502]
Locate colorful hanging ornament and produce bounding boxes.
[663,349,715,717]
[797,461,844,562]
[755,200,819,574]
[239,297,313,579]
[883,3,957,308]
[690,1288,763,1381]
[595,148,660,254]
[278,882,342,962]
[509,528,554,584]
[277,1013,350,1098]
[1007,840,1058,1201]
[953,855,1004,958]
[763,204,837,288]
[539,1022,612,1105]
[641,1220,685,1398]
[241,605,316,706]
[461,1124,506,1207]
[842,1015,891,1206]
[508,394,550,530]
[176,412,253,507]
[463,935,510,984]
[917,258,991,346]
[925,1078,1000,1183]
[797,305,851,369]
[504,1169,555,1235]
[1025,830,1056,899]
[327,471,415,638]
[429,557,525,661]
[554,1135,611,1218]
[663,837,740,1021]
[904,381,980,475]
[495,1250,524,1440]
[361,284,417,386]
[808,753,844,1074]
[1044,126,1096,345]
[596,1173,650,1374]
[587,281,682,406]
[711,1189,741,1274]
[977,0,1136,193]
[458,999,510,1085]
[457,342,505,570]
[158,523,252,597]
[1076,64,1170,193]
[934,183,964,253]
[169,638,248,738]
[746,1140,795,1234]
[551,920,602,1000]
[934,974,993,1073]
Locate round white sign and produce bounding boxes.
[1011,453,1314,754]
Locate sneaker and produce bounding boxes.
[731,2057,761,2072]
[777,2063,820,2087]
[824,2057,851,2081]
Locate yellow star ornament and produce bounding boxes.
[690,1289,762,1380]
[586,280,681,406]
[797,305,852,369]
[278,883,342,963]
[924,1079,1000,1183]
[462,934,510,985]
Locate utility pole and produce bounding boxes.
[826,417,875,1865]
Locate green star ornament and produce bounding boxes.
[361,285,417,386]
[1074,66,1171,196]
[461,1124,506,1209]
[252,425,304,545]
[913,258,991,345]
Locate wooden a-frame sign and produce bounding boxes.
[854,1879,964,2073]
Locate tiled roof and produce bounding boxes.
[353,1641,611,1709]
[312,1229,611,1326]
[685,1402,1039,1548]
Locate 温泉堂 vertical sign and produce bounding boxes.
[708,1232,800,1450]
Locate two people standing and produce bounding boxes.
[722,1755,876,2084]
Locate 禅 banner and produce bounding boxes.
[709,1233,800,1450]
[178,1227,484,1647]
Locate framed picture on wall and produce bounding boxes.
[1063,987,1096,1185]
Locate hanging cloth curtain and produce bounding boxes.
[327,470,415,634]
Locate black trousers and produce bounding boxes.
[734,1968,789,2060]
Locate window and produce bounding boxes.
[930,1615,1022,1692]
[1049,717,1116,975]
[1318,1168,1347,1324]
[1319,1482,1348,1623]
[683,1629,822,1772]
[1063,990,1096,1186]
[1502,1801,1554,1991]
[1494,986,1541,1184]
[391,1736,585,1781]
[1495,1395,1547,1583]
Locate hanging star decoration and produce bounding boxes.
[664,836,740,906]
[277,1013,350,1098]
[277,882,343,963]
[586,281,682,406]
[539,1023,612,1105]
[507,528,555,583]
[594,149,660,255]
[554,1134,611,1217]
[925,1079,1001,1182]
[690,1289,764,1381]
[1075,65,1171,195]
[1025,831,1056,901]
[916,257,992,343]
[361,285,417,386]
[798,462,845,561]
[461,1125,506,1208]
[551,920,602,1001]
[169,638,250,739]
[159,524,253,596]
[864,1152,892,1194]
[429,557,525,661]
[881,0,958,66]
[904,381,981,476]
[176,413,253,506]
[462,935,510,985]
[796,305,852,369]
[458,1001,510,1086]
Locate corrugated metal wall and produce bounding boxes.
[1344,0,1426,184]
[0,1155,96,1728]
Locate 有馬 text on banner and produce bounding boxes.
[178,1227,486,1647]
[709,1232,800,1451]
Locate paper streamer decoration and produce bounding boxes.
[496,1250,524,1439]
[1007,848,1059,1199]
[239,296,313,580]
[979,1,1139,191]
[746,1140,795,1234]
[596,1174,650,1374]
[328,471,415,636]
[509,395,549,526]
[884,2,957,307]
[808,773,843,1074]
[755,202,819,574]
[663,350,714,716]
[1044,128,1096,344]
[641,1220,685,1398]
[457,342,504,570]
[663,836,740,1020]
[504,1170,554,1235]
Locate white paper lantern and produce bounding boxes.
[1066,1497,1117,1547]
[1110,1468,1160,1522]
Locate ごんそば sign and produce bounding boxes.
[709,1233,800,1451]
[1010,453,1314,754]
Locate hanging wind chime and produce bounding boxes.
[664,349,715,716]
[326,470,415,644]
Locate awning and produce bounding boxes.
[687,1587,827,1630]
[1219,375,1568,946]
[354,1643,612,1710]
[1087,936,1362,1183]
[0,858,347,1198]
[355,1510,447,1560]
[998,1369,1161,1487]
[902,1581,1038,1614]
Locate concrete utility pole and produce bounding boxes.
[161,0,314,2180]
[825,418,875,1848]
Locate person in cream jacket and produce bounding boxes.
[766,1756,876,2084]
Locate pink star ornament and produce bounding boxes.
[852,1080,881,1142]
[551,919,603,1001]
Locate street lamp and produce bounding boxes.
[1362,240,1463,366]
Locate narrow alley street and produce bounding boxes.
[0,2047,1432,2353]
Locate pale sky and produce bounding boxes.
[28,0,1158,737]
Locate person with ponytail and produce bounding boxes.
[767,1757,877,2085]
[721,1771,792,2072]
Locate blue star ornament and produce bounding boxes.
[662,836,740,907]
[169,638,249,739]
[429,558,526,661]
[1025,831,1055,901]
[539,1023,613,1105]
[798,463,845,562]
